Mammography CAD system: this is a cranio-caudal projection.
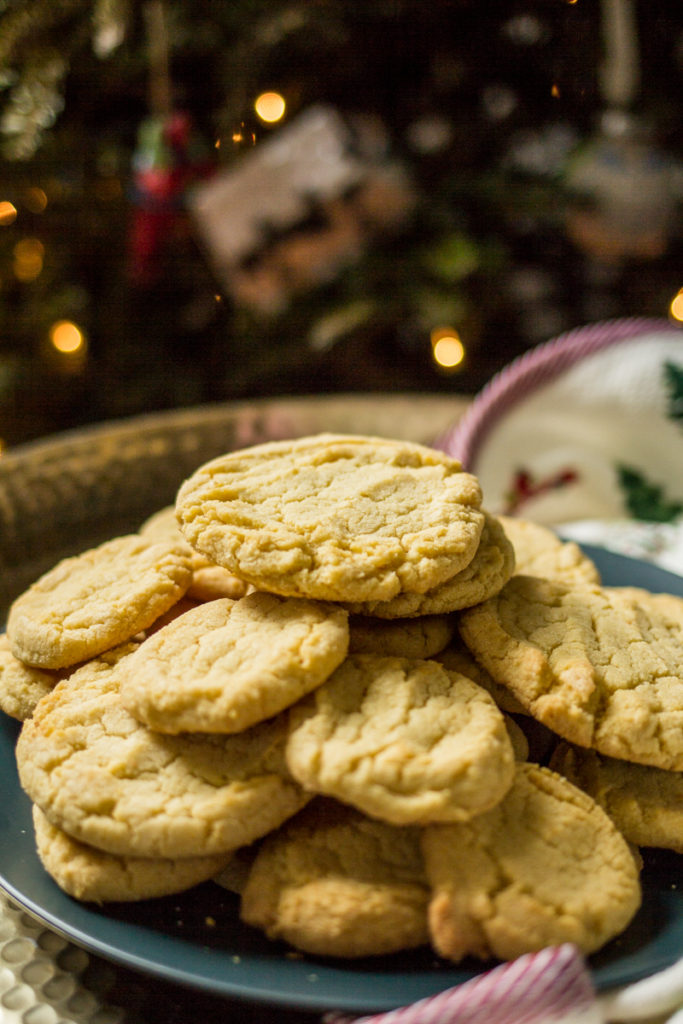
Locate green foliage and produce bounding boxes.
[617,464,683,523]
[664,361,683,425]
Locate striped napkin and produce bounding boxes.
[324,943,683,1024]
[325,945,600,1024]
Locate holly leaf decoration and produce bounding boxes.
[617,464,683,523]
[664,361,683,425]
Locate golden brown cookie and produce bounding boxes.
[422,762,641,962]
[240,799,430,958]
[32,805,232,903]
[16,644,310,858]
[340,512,514,618]
[139,505,250,601]
[0,633,59,720]
[119,592,349,734]
[435,633,527,716]
[6,534,193,669]
[286,654,515,825]
[348,613,455,659]
[499,516,600,585]
[551,741,683,854]
[175,434,484,603]
[459,576,683,771]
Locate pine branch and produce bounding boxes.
[0,0,91,67]
[617,464,683,523]
[664,361,683,425]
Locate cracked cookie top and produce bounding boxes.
[175,433,484,603]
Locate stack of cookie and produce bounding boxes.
[5,431,678,967]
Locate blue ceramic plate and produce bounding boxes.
[1,544,683,1014]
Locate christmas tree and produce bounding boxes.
[0,0,681,447]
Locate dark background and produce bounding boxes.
[0,0,681,448]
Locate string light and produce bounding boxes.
[22,187,48,213]
[13,238,44,281]
[670,288,683,324]
[49,320,86,355]
[430,327,465,372]
[254,91,286,124]
[0,201,18,225]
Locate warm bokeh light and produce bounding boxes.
[670,289,683,324]
[254,91,286,123]
[49,320,86,354]
[430,327,465,371]
[13,237,44,281]
[23,187,48,213]
[0,201,18,225]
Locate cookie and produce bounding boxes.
[240,799,430,958]
[16,644,310,858]
[187,563,250,602]
[340,512,514,618]
[6,534,193,669]
[143,595,202,634]
[138,504,186,541]
[459,576,683,771]
[436,631,563,762]
[422,762,641,962]
[499,516,600,585]
[119,592,349,734]
[175,434,484,603]
[503,715,529,762]
[32,805,232,903]
[435,633,527,716]
[139,505,250,601]
[0,632,59,721]
[551,741,683,854]
[286,654,515,825]
[348,613,455,659]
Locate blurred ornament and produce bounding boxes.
[565,0,683,263]
[128,110,214,285]
[190,105,416,316]
[565,111,682,263]
[127,1,214,285]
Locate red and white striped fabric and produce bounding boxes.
[324,944,601,1024]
